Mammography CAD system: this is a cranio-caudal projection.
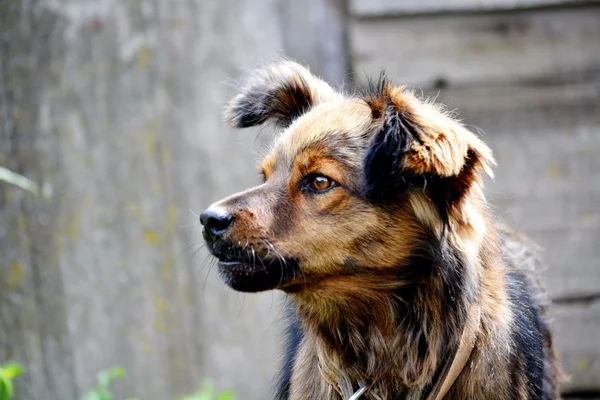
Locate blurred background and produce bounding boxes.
[0,0,598,399]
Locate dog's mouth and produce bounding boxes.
[208,242,299,292]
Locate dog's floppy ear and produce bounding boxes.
[363,78,495,219]
[224,61,339,129]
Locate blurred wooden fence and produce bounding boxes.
[0,0,598,399]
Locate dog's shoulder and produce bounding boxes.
[498,224,560,398]
[497,224,551,312]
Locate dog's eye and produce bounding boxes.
[311,175,333,191]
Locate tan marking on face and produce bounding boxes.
[278,99,373,163]
[260,152,276,181]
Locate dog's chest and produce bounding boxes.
[287,340,422,400]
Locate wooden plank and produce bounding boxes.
[280,0,348,84]
[350,0,585,17]
[529,227,600,299]
[492,196,600,234]
[350,7,600,88]
[425,80,600,300]
[0,5,78,400]
[552,301,600,392]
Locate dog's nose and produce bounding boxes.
[200,207,234,240]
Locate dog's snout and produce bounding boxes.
[200,207,234,241]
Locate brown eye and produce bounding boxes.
[311,175,333,191]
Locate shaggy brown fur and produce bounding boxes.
[200,61,560,399]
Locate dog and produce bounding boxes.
[200,61,560,399]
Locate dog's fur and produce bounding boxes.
[201,61,560,399]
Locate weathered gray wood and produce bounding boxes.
[552,300,600,392]
[427,81,600,300]
[0,4,77,399]
[280,0,349,85]
[0,0,346,399]
[350,0,585,17]
[350,6,600,88]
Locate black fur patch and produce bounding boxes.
[348,232,470,397]
[425,149,480,227]
[394,231,470,325]
[362,104,426,202]
[361,71,390,119]
[274,307,304,399]
[506,271,545,400]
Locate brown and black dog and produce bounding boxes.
[200,61,560,399]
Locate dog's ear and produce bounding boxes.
[363,79,495,220]
[224,61,339,129]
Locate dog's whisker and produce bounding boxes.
[188,246,204,261]
[257,250,268,277]
[201,257,218,298]
[265,240,287,267]
[198,257,216,312]
[237,292,246,318]
[263,240,287,286]
[272,244,308,286]
[176,242,206,261]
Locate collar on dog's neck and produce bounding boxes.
[322,305,481,400]
[347,383,369,400]
[425,305,480,400]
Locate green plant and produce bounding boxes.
[80,367,139,400]
[0,363,235,400]
[0,362,24,400]
[80,368,235,400]
[178,380,235,400]
[0,166,39,195]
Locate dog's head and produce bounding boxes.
[201,61,494,293]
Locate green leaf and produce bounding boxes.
[0,377,14,400]
[0,362,23,400]
[97,367,125,391]
[178,391,210,400]
[0,363,23,380]
[178,380,236,400]
[215,390,236,400]
[193,380,214,400]
[0,166,39,195]
[80,391,103,400]
[0,382,9,400]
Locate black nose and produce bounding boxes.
[200,207,234,240]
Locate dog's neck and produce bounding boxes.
[288,237,480,396]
